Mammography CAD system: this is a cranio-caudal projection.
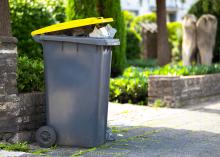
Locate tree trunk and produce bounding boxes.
[156,0,170,66]
[0,0,12,36]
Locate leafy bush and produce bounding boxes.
[123,11,135,27]
[10,0,65,58]
[100,0,127,76]
[130,13,156,35]
[127,59,157,68]
[66,0,98,20]
[126,29,141,59]
[39,0,66,23]
[151,63,220,76]
[17,56,44,92]
[167,22,183,63]
[124,12,156,60]
[188,0,220,62]
[110,63,220,105]
[0,142,30,152]
[110,67,148,105]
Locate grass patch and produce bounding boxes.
[32,149,49,155]
[0,142,30,152]
[71,147,97,157]
[111,127,129,134]
[70,129,160,156]
[120,110,130,114]
[152,99,167,108]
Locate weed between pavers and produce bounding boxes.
[32,149,50,155]
[0,129,160,156]
[152,99,167,108]
[120,110,130,114]
[0,142,56,156]
[111,127,129,134]
[71,147,97,157]
[71,129,160,157]
[0,142,30,152]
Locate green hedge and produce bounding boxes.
[126,29,141,59]
[10,0,65,58]
[17,56,44,92]
[167,22,182,63]
[130,13,156,35]
[110,63,220,105]
[66,0,98,20]
[100,0,127,76]
[123,11,135,27]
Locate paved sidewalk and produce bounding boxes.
[1,102,220,157]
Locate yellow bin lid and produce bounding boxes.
[31,17,113,36]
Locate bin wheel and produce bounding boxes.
[36,126,56,148]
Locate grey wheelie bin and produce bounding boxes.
[32,18,120,148]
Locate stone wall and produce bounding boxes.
[0,37,46,143]
[148,74,220,108]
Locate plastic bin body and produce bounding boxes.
[35,35,120,147]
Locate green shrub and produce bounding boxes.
[123,11,135,27]
[110,63,220,105]
[10,0,64,58]
[167,22,183,63]
[188,0,220,62]
[17,56,44,92]
[124,12,157,61]
[110,68,148,105]
[127,59,158,68]
[126,29,141,59]
[130,13,156,35]
[66,0,98,20]
[100,0,127,76]
[39,0,66,23]
[151,63,220,76]
[0,142,30,152]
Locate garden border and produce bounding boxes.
[148,73,220,108]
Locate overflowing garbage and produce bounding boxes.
[47,24,116,38]
[89,24,117,38]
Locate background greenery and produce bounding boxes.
[110,63,220,105]
[17,56,44,92]
[10,0,65,59]
[167,22,182,63]
[66,0,98,20]
[123,11,182,63]
[10,0,66,92]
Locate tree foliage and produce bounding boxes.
[66,0,98,20]
[99,0,127,76]
[10,0,65,58]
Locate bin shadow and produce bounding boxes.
[40,125,220,157]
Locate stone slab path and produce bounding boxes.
[1,102,220,157]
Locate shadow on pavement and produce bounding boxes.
[41,126,220,157]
